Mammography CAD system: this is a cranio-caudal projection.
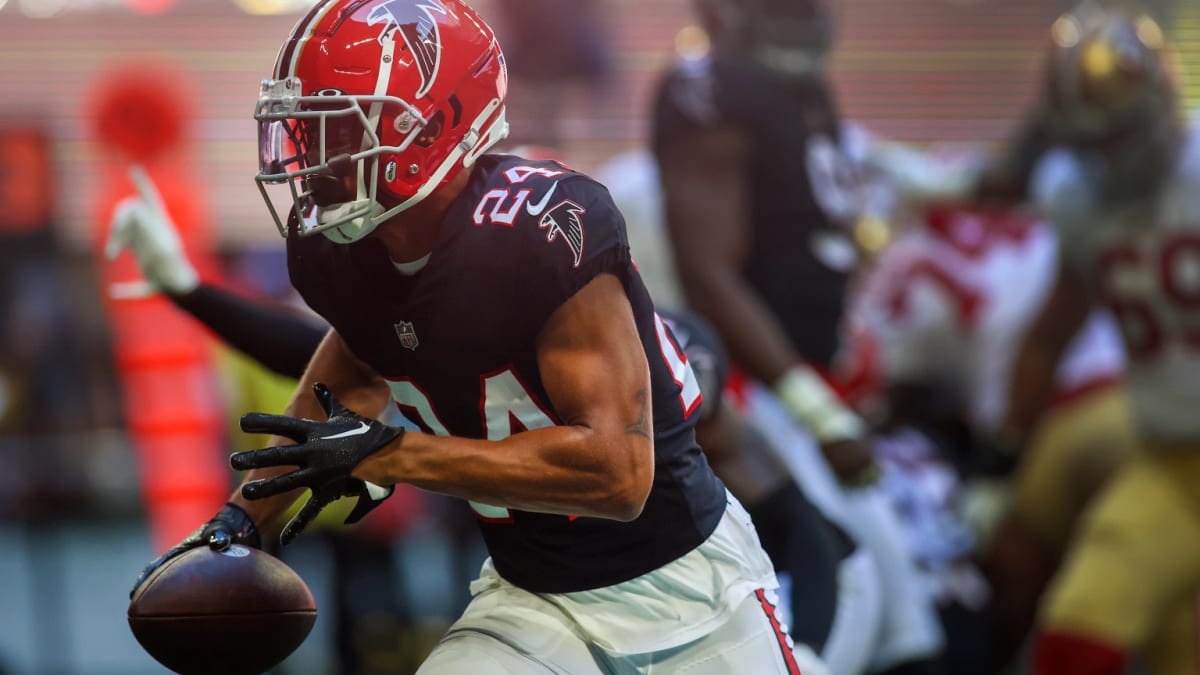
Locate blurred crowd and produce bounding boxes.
[2,0,1198,673]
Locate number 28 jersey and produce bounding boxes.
[287,154,727,593]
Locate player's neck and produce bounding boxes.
[374,168,473,264]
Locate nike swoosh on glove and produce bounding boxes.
[232,383,403,545]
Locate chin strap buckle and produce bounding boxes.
[458,129,481,153]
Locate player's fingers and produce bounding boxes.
[239,412,317,441]
[343,482,393,524]
[280,491,333,545]
[230,443,309,472]
[312,382,340,418]
[240,468,315,500]
[104,198,139,260]
[129,164,167,214]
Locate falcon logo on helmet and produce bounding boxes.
[538,200,586,268]
[367,0,446,98]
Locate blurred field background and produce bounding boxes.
[0,0,1196,672]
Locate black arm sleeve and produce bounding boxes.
[170,284,326,379]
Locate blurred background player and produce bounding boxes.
[488,0,614,150]
[659,306,874,675]
[1001,7,1200,675]
[870,3,1200,673]
[651,1,947,673]
[844,149,1131,673]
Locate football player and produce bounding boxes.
[998,8,1200,675]
[128,1,807,673]
[867,5,1200,674]
[652,2,946,672]
[847,193,1131,672]
[113,150,839,675]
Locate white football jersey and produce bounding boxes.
[851,207,1124,434]
[1031,116,1200,442]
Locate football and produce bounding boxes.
[128,545,317,675]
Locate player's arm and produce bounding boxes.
[992,256,1092,457]
[973,111,1055,205]
[658,124,797,384]
[658,126,873,480]
[860,138,980,204]
[697,400,788,506]
[106,164,325,378]
[348,272,654,521]
[170,288,325,380]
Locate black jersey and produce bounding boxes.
[288,155,726,593]
[652,56,855,368]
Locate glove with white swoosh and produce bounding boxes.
[232,383,403,545]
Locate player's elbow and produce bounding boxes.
[603,442,654,522]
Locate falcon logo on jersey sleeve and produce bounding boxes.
[367,0,445,98]
[538,200,586,268]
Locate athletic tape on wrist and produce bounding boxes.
[774,367,866,442]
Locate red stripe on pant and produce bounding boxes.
[756,588,801,674]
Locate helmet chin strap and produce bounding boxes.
[318,199,386,243]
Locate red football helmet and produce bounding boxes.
[255,0,509,243]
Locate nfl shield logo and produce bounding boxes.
[394,321,419,350]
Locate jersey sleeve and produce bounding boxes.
[171,284,325,379]
[515,175,633,332]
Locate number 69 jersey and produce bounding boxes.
[1033,118,1200,444]
[287,154,726,593]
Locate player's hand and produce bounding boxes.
[774,366,867,442]
[820,438,882,488]
[232,383,403,545]
[105,164,199,295]
[130,502,259,598]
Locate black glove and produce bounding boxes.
[130,502,259,598]
[231,382,403,546]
